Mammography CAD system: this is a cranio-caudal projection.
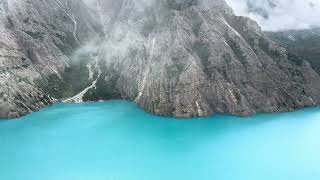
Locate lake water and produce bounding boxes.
[1,100,320,180]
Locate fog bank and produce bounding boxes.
[225,0,320,31]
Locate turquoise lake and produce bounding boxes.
[1,100,320,180]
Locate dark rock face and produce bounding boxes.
[266,28,320,74]
[1,0,320,119]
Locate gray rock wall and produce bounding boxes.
[1,0,320,119]
[0,0,101,118]
[84,0,320,118]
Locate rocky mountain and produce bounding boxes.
[0,0,102,118]
[266,28,320,74]
[1,0,320,119]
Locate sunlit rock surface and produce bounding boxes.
[1,0,320,118]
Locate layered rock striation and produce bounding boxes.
[1,0,320,119]
[0,0,102,118]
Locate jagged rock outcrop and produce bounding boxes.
[1,0,320,119]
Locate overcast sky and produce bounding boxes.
[225,0,320,31]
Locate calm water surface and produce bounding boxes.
[1,100,320,180]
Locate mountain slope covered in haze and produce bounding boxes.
[225,0,320,31]
[1,0,320,119]
[266,28,320,74]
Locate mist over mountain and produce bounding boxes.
[267,28,320,74]
[225,0,320,31]
[1,0,320,119]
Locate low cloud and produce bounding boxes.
[82,0,320,31]
[225,0,320,31]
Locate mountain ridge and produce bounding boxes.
[1,0,320,119]
[266,28,320,74]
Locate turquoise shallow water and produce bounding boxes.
[1,100,320,180]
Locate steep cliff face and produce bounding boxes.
[82,0,320,118]
[1,0,320,119]
[0,0,102,118]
